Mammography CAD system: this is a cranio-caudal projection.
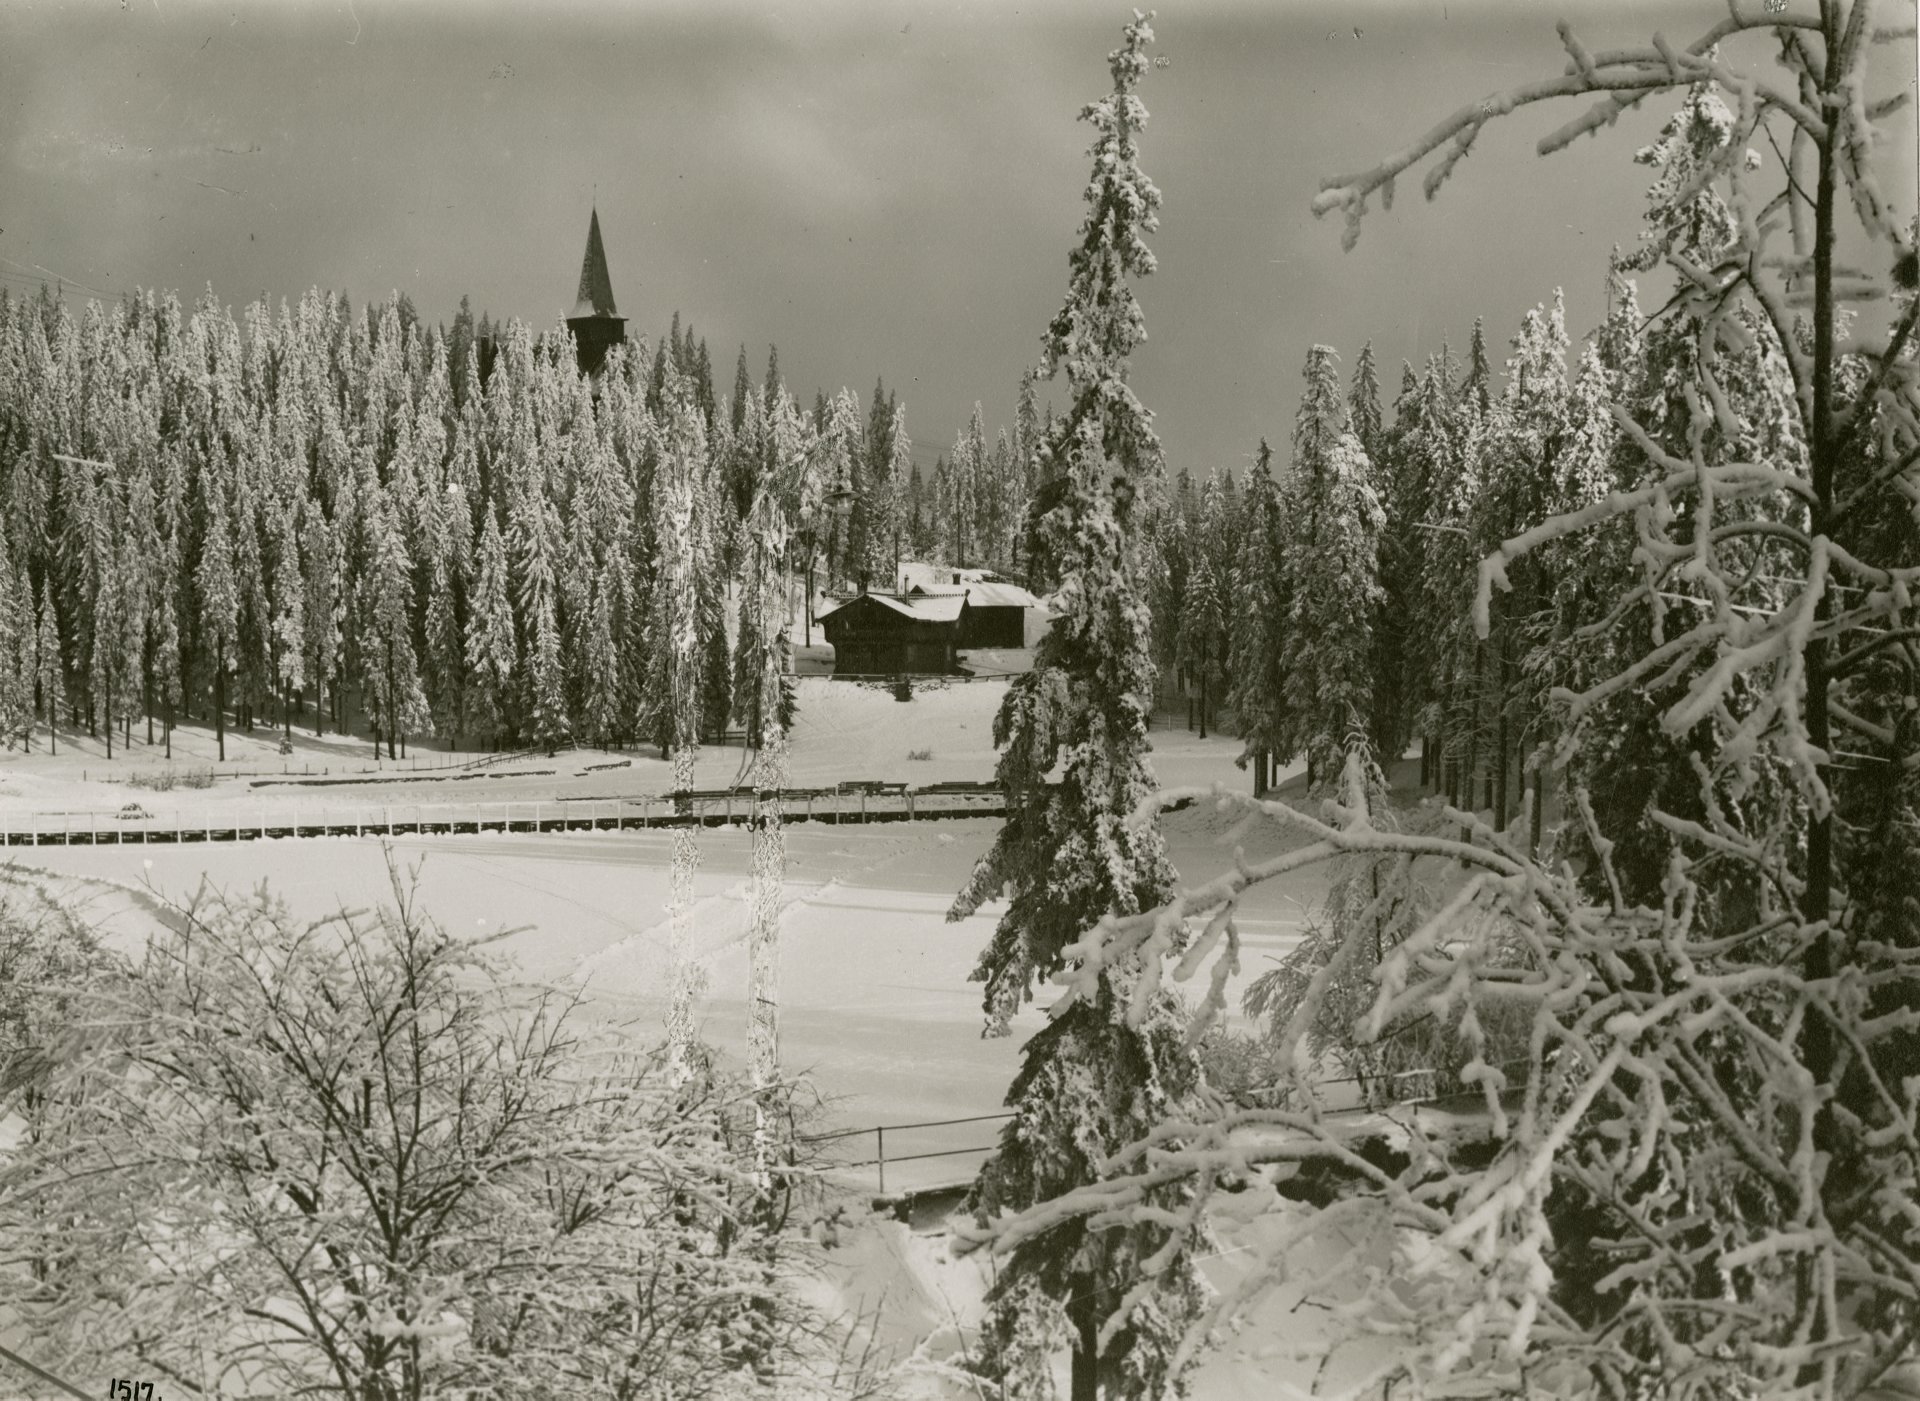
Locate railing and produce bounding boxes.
[805,1112,1015,1197]
[0,785,1016,846]
[811,1059,1534,1200]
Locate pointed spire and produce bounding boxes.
[571,208,618,320]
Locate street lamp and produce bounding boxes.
[802,484,857,647]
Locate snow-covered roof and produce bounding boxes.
[818,591,966,624]
[964,581,1039,609]
[906,581,1038,609]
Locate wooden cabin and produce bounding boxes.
[818,591,968,676]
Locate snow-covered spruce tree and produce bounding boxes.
[509,446,569,755]
[361,484,429,759]
[1176,476,1228,740]
[734,389,809,739]
[974,10,1920,1396]
[815,387,858,589]
[1553,82,1809,920]
[463,513,517,747]
[0,537,27,749]
[193,468,239,761]
[1348,339,1385,467]
[1274,344,1385,789]
[643,361,709,1077]
[863,400,909,588]
[1227,438,1285,793]
[695,465,734,745]
[35,579,64,754]
[1370,361,1432,769]
[1472,292,1572,832]
[733,388,834,1202]
[948,15,1211,1399]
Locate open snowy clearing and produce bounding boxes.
[0,674,1248,829]
[10,789,1322,1188]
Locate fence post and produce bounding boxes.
[860,789,867,822]
[876,1125,886,1197]
[906,790,915,822]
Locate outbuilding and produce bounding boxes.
[895,564,1042,650]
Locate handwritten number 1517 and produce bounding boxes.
[109,1382,155,1401]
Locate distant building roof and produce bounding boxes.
[965,581,1040,609]
[569,208,621,322]
[819,591,966,624]
[906,580,1038,610]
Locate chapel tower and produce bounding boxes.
[566,208,626,376]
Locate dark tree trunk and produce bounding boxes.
[1068,1291,1099,1401]
[1494,649,1510,832]
[1800,76,1840,1240]
[215,644,227,762]
[1529,754,1545,857]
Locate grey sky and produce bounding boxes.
[3,0,1913,477]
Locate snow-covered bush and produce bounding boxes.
[0,861,844,1398]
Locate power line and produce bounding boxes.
[0,254,117,300]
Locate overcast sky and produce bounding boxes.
[3,0,1914,477]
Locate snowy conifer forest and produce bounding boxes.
[0,2,1917,1398]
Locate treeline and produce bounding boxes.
[0,284,1053,761]
[1158,199,1818,911]
[1151,292,1636,813]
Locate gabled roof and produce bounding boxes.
[819,591,966,624]
[965,581,1040,609]
[569,208,621,321]
[906,581,1037,609]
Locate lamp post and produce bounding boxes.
[801,483,856,648]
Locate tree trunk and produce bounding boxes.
[215,645,227,762]
[1494,649,1510,832]
[1800,80,1840,1219]
[1529,752,1545,857]
[1465,641,1484,814]
[1069,1291,1100,1401]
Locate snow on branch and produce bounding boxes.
[1314,15,1832,250]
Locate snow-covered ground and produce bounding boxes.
[1,675,1351,1396]
[1,679,1310,1161]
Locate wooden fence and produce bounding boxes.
[0,784,1012,847]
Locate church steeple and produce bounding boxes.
[571,207,618,319]
[566,207,626,375]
